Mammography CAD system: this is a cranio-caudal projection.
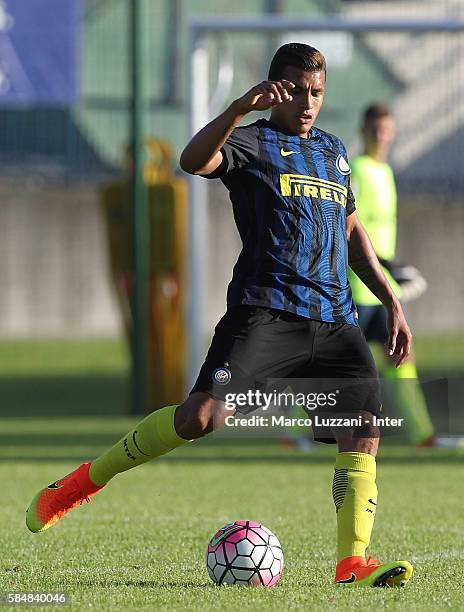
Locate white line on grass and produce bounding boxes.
[411,550,464,562]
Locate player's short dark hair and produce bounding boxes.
[363,103,392,124]
[268,43,326,80]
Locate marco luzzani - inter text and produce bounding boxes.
[225,414,405,428]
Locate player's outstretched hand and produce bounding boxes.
[386,302,412,367]
[233,80,295,114]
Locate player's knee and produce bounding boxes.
[193,401,216,435]
[175,393,227,439]
[335,411,380,455]
[353,411,380,440]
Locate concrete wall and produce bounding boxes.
[0,179,121,338]
[396,198,464,333]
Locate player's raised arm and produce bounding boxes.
[179,80,294,176]
[347,212,412,367]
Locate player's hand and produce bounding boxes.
[233,80,295,114]
[386,301,412,367]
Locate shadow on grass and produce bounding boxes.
[1,447,463,465]
[0,375,129,417]
[92,580,211,589]
[0,433,129,447]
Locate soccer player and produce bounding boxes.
[348,104,435,446]
[26,44,413,587]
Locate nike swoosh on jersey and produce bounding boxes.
[280,148,300,157]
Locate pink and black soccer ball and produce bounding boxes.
[206,520,284,586]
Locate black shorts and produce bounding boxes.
[189,305,381,443]
[357,305,389,344]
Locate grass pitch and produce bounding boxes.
[1,337,464,611]
[2,421,464,611]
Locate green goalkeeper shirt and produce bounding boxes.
[348,154,400,306]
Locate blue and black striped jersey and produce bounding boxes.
[205,118,358,325]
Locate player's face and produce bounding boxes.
[362,116,395,157]
[270,66,325,137]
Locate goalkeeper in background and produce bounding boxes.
[349,103,435,446]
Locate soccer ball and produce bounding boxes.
[206,520,284,586]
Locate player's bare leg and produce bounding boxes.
[174,392,230,439]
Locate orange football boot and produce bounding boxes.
[335,555,413,587]
[26,462,105,533]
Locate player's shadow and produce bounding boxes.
[93,579,211,589]
[0,374,128,417]
[1,450,463,464]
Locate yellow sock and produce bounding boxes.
[88,405,187,486]
[332,452,377,562]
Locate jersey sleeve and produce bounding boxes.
[346,178,356,216]
[202,124,259,179]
